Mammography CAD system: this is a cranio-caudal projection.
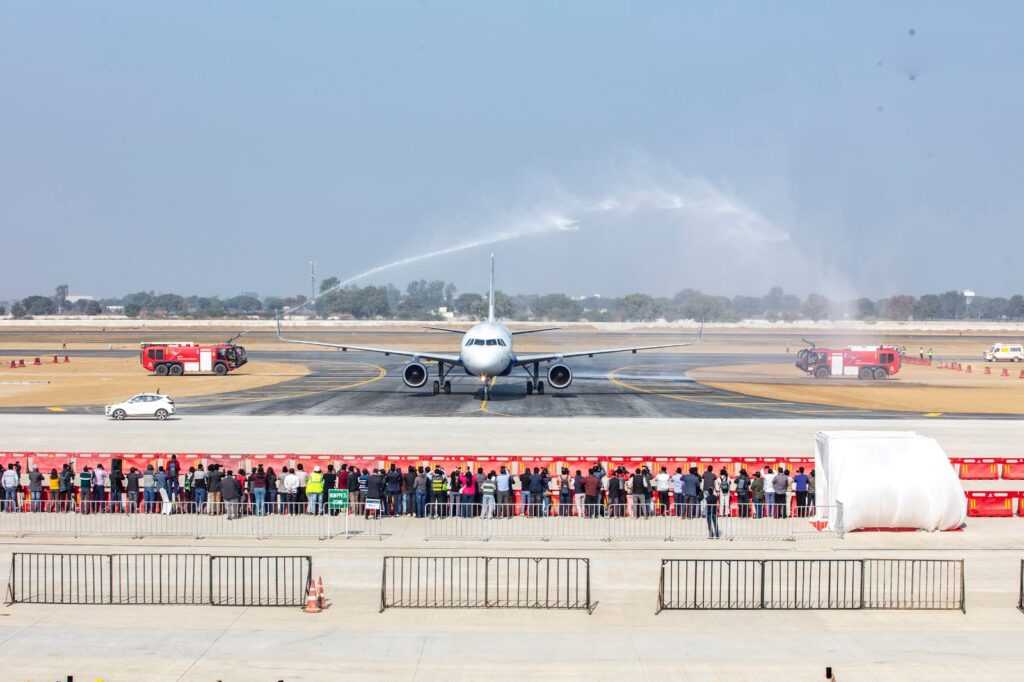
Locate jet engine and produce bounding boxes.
[402,362,429,388]
[546,363,573,389]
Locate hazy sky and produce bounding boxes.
[3,2,1023,301]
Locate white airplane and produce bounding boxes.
[277,255,702,398]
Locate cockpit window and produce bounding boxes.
[496,339,506,347]
[474,339,486,345]
[464,338,474,346]
[486,339,497,346]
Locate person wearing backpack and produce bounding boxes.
[557,469,572,516]
[166,455,181,501]
[717,467,732,517]
[734,469,751,518]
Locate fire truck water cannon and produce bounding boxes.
[795,342,901,380]
[139,342,248,376]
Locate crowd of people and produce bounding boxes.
[0,457,817,533]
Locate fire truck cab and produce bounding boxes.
[140,342,247,376]
[795,345,901,380]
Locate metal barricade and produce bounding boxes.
[380,556,593,613]
[6,552,310,607]
[1019,560,1023,613]
[862,559,965,612]
[211,555,312,607]
[656,558,964,613]
[424,503,843,542]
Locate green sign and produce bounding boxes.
[328,488,349,510]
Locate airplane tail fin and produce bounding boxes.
[488,253,495,322]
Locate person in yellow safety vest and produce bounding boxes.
[430,468,448,518]
[306,466,325,515]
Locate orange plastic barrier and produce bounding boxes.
[966,491,1016,517]
[957,458,1000,480]
[1001,458,1024,480]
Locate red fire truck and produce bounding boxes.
[795,344,901,380]
[139,342,247,376]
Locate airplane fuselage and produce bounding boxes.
[460,321,514,378]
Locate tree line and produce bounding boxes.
[3,282,1024,323]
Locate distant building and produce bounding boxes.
[65,295,96,304]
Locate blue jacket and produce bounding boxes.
[682,474,700,497]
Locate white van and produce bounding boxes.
[983,343,1024,362]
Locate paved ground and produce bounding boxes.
[1,349,1014,418]
[0,518,1022,680]
[3,414,1024,457]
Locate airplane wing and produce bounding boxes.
[276,322,462,364]
[423,327,468,334]
[509,327,560,335]
[512,324,703,366]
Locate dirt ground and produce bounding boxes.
[0,357,308,407]
[690,362,1024,414]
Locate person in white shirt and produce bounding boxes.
[2,465,19,512]
[654,467,671,515]
[283,469,300,514]
[717,467,732,516]
[763,467,776,518]
[670,468,684,516]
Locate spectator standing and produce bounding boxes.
[403,466,417,517]
[460,469,476,517]
[109,465,125,513]
[295,464,308,506]
[430,467,448,518]
[251,465,267,516]
[348,466,362,508]
[126,468,141,512]
[557,469,572,516]
[365,469,384,519]
[77,466,92,513]
[681,467,701,518]
[807,470,816,512]
[28,466,44,513]
[207,465,224,515]
[337,465,350,506]
[670,468,684,517]
[654,467,671,515]
[751,472,765,518]
[166,455,181,501]
[480,471,497,519]
[47,469,60,512]
[527,468,545,517]
[192,465,207,514]
[718,468,732,517]
[221,471,241,520]
[793,467,809,515]
[283,468,299,514]
[630,468,648,518]
[2,465,20,512]
[59,464,74,510]
[323,465,337,515]
[763,468,776,518]
[306,466,324,515]
[734,469,751,518]
[495,467,512,517]
[519,469,532,516]
[641,467,654,516]
[384,465,403,516]
[584,468,601,517]
[414,467,428,518]
[264,467,277,514]
[154,466,169,513]
[607,470,624,517]
[772,469,790,518]
[704,485,720,539]
[183,467,194,506]
[91,465,108,511]
[572,470,586,517]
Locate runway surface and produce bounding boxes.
[2,349,1013,419]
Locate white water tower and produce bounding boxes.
[963,289,975,318]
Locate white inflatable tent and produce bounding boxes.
[815,431,966,532]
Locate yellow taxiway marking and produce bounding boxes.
[477,378,518,417]
[923,412,943,417]
[46,406,66,412]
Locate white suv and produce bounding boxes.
[105,393,176,420]
[983,343,1024,362]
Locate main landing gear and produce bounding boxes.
[525,362,545,395]
[433,361,453,395]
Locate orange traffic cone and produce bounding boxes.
[18,359,25,368]
[317,576,330,610]
[1019,370,1024,379]
[8,360,15,369]
[303,581,321,613]
[32,357,41,365]
[966,365,972,373]
[52,355,59,363]
[1001,368,1009,377]
[64,355,70,363]
[984,366,991,375]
